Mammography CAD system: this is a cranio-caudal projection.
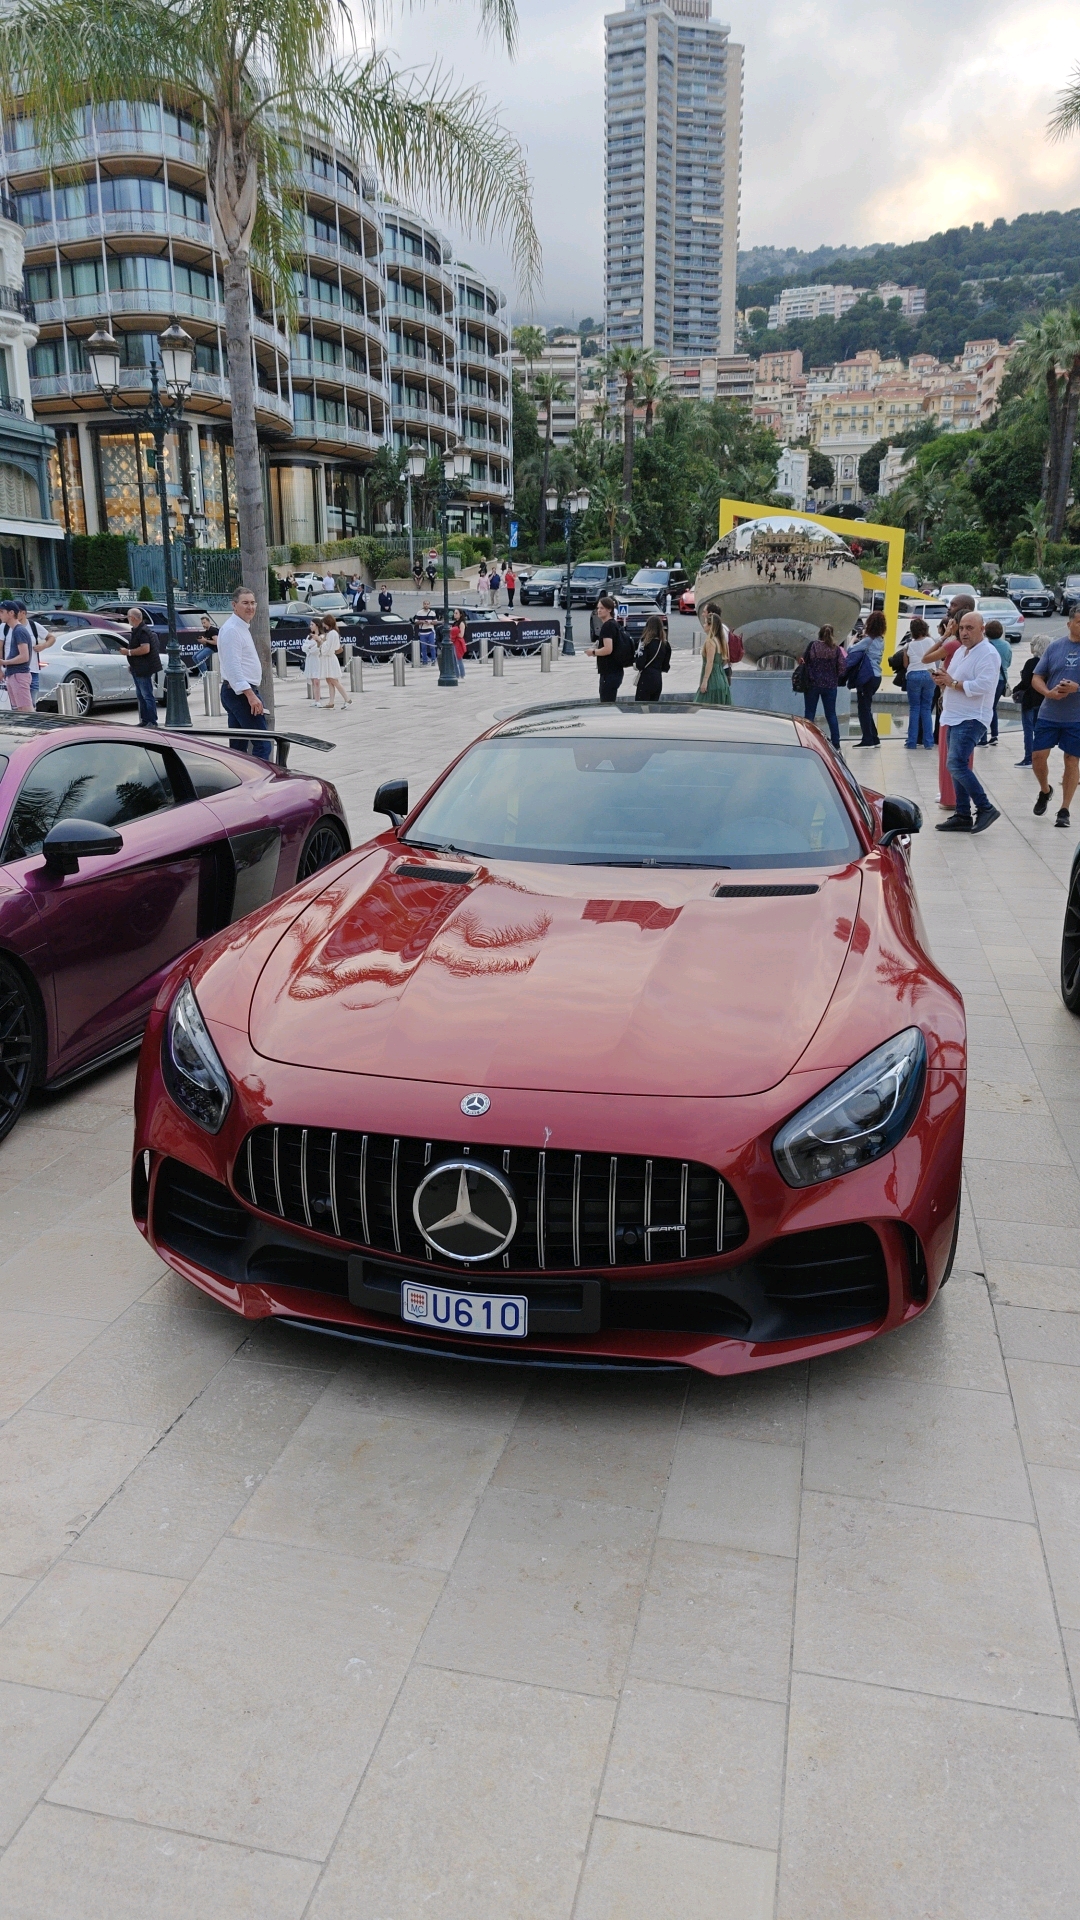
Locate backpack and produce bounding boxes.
[612,624,637,670]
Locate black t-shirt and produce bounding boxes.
[124,625,161,676]
[596,619,621,673]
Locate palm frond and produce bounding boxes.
[1049,67,1080,142]
[286,55,539,293]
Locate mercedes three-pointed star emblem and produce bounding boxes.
[461,1093,491,1116]
[412,1159,517,1262]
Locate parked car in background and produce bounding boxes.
[900,571,920,592]
[629,564,691,607]
[561,561,628,609]
[678,585,696,614]
[1059,574,1080,615]
[975,596,1024,641]
[899,597,948,628]
[936,583,981,606]
[36,629,151,715]
[615,587,671,644]
[518,567,566,607]
[89,602,216,670]
[32,609,127,636]
[0,714,348,1141]
[1000,574,1056,617]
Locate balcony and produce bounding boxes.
[28,364,293,425]
[0,394,26,415]
[0,285,33,321]
[20,210,214,253]
[392,399,458,432]
[288,415,382,453]
[294,297,384,352]
[302,228,380,280]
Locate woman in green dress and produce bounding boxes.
[694,608,732,706]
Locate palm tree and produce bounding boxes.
[0,0,539,711]
[601,345,656,507]
[368,444,408,532]
[1021,498,1050,574]
[531,370,567,554]
[590,395,612,444]
[636,361,670,436]
[1012,309,1080,540]
[511,324,547,394]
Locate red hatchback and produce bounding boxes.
[133,702,966,1377]
[0,717,348,1138]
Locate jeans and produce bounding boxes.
[906,670,934,747]
[456,654,465,679]
[132,673,158,726]
[856,676,881,743]
[598,668,623,703]
[803,685,840,747]
[1021,706,1038,762]
[419,633,437,664]
[221,681,272,759]
[189,645,214,675]
[946,718,991,820]
[990,672,1006,741]
[29,672,38,704]
[507,587,516,607]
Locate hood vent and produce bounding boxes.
[394,862,477,885]
[712,883,820,899]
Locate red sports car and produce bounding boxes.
[133,702,966,1377]
[0,716,348,1139]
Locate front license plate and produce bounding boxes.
[400,1282,528,1339]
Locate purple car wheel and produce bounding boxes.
[0,958,38,1141]
[297,817,349,881]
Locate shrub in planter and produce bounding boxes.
[67,589,89,610]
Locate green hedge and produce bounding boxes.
[70,532,132,590]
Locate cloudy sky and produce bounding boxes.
[376,0,1080,321]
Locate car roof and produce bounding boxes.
[487,700,802,747]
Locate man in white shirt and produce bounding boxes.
[931,611,1001,833]
[216,585,271,760]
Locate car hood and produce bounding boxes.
[246,850,864,1097]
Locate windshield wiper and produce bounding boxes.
[590,858,731,869]
[402,838,481,858]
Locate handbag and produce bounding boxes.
[888,648,908,690]
[791,649,810,694]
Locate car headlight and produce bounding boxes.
[162,980,232,1133]
[773,1028,927,1188]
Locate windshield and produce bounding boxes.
[573,566,611,580]
[531,568,564,581]
[1009,576,1042,589]
[632,569,668,585]
[404,737,862,870]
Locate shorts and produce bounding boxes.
[1032,715,1080,758]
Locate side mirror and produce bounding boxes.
[374,778,408,828]
[879,796,922,848]
[42,818,124,876]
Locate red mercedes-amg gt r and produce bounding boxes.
[133,701,966,1376]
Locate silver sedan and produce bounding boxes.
[34,628,146,714]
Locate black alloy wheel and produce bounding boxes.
[0,958,38,1142]
[1061,853,1080,1013]
[297,816,350,881]
[64,672,93,716]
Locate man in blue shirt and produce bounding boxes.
[1032,612,1080,827]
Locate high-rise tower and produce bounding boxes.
[604,0,742,358]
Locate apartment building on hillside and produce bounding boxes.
[604,0,743,358]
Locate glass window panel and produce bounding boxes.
[47,427,87,536]
[4,740,173,861]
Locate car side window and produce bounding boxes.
[3,741,175,861]
[177,751,243,798]
[63,635,107,654]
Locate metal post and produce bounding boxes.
[342,641,354,664]
[392,651,406,688]
[406,472,414,575]
[562,505,576,655]
[480,631,489,664]
[492,644,504,676]
[540,642,551,673]
[56,681,79,717]
[274,648,287,679]
[148,366,191,729]
[438,468,458,688]
[410,638,421,670]
[203,668,221,716]
[349,655,364,694]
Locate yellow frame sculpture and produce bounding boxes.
[717,498,908,672]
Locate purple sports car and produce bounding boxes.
[0,715,349,1139]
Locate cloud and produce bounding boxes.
[369,0,1080,319]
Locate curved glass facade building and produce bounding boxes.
[2,98,513,549]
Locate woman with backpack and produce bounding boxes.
[587,592,631,702]
[801,624,845,747]
[635,616,671,702]
[694,608,732,707]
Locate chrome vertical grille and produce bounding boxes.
[236,1127,748,1275]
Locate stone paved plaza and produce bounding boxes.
[0,648,1079,1916]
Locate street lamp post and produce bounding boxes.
[175,493,208,595]
[86,319,195,729]
[545,484,591,655]
[408,441,471,687]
